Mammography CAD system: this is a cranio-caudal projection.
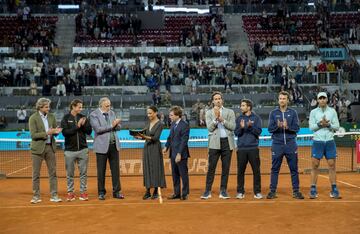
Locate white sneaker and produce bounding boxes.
[30,197,42,204]
[254,193,263,199]
[219,191,230,199]
[50,196,62,203]
[236,193,245,199]
[200,191,212,200]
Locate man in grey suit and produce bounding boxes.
[201,91,236,200]
[90,97,124,200]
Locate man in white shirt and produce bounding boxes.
[17,106,27,123]
[29,98,62,204]
[201,91,236,200]
[55,65,64,83]
[56,80,66,96]
[33,63,42,85]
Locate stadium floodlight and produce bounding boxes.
[58,4,80,9]
[307,0,315,7]
[151,6,210,14]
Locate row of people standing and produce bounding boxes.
[29,97,123,203]
[200,91,340,200]
[28,90,341,203]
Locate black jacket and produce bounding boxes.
[61,113,92,151]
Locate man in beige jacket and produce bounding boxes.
[201,91,236,200]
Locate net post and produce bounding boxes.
[0,171,6,179]
[352,141,354,171]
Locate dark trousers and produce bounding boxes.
[270,142,299,192]
[170,157,189,196]
[96,144,121,195]
[237,148,261,194]
[205,138,232,192]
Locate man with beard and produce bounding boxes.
[201,91,236,200]
[61,99,92,201]
[234,99,263,199]
[267,91,304,199]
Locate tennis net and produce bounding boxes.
[0,132,359,178]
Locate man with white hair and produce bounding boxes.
[90,97,124,200]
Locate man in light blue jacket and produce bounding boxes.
[309,92,340,199]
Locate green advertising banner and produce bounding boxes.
[336,122,360,147]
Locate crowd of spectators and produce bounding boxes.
[1,52,360,100]
[75,11,142,42]
[310,86,352,123]
[74,9,227,47]
[251,8,360,60]
[1,7,57,55]
[314,3,360,48]
[179,14,227,47]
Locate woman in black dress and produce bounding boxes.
[135,106,166,199]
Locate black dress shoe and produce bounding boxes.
[143,192,151,200]
[167,194,181,200]
[98,194,106,200]
[151,193,159,200]
[181,195,189,200]
[113,193,125,199]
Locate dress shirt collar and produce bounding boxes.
[39,111,47,119]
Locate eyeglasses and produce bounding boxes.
[318,96,327,100]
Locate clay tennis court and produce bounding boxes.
[0,146,359,233]
[0,174,360,233]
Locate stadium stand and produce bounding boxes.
[0,0,359,131]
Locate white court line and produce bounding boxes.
[7,165,32,176]
[297,156,360,189]
[318,174,360,189]
[298,157,360,189]
[0,158,20,165]
[1,200,360,209]
[298,156,351,171]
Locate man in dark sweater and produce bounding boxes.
[61,99,92,201]
[234,99,263,199]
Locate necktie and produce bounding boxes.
[103,112,115,144]
[170,123,177,140]
[172,122,178,130]
[103,113,109,123]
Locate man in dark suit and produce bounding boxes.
[163,106,190,200]
[90,97,123,200]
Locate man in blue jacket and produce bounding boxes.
[234,99,263,199]
[267,91,304,199]
[309,92,340,199]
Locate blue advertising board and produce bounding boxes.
[0,128,314,151]
[319,48,348,61]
